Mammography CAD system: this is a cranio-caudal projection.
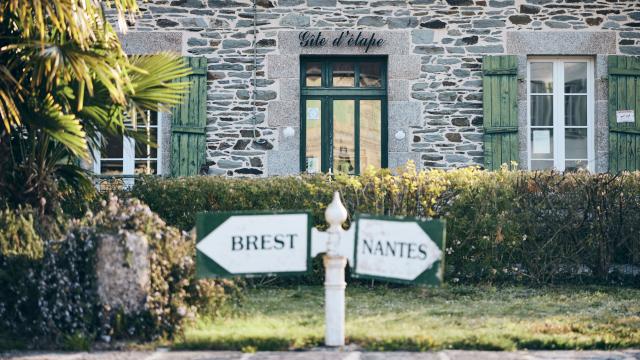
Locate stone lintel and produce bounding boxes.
[505,31,617,55]
[117,31,184,55]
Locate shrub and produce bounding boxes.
[0,197,240,348]
[128,164,640,285]
[0,206,45,340]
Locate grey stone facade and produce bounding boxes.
[108,0,640,176]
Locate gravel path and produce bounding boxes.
[2,350,640,360]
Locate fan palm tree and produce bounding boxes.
[0,0,193,211]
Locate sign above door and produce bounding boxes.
[298,31,385,53]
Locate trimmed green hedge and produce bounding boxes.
[128,164,640,285]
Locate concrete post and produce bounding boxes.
[323,191,348,347]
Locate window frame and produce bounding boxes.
[92,110,163,186]
[526,57,595,172]
[300,56,388,175]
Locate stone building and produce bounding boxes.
[95,0,640,180]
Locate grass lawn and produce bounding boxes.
[175,285,640,352]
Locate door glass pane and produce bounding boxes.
[530,62,553,93]
[565,95,587,126]
[531,95,553,126]
[360,100,381,171]
[305,100,322,173]
[565,128,587,159]
[359,63,382,88]
[305,62,322,87]
[102,133,123,159]
[333,100,355,175]
[564,62,587,94]
[531,129,553,159]
[332,63,355,87]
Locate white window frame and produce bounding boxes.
[92,110,163,186]
[527,57,595,172]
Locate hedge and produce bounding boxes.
[128,163,640,285]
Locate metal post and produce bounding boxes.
[323,191,348,347]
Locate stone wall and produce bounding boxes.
[107,0,640,176]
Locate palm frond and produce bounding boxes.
[30,94,88,157]
[0,0,139,49]
[0,64,22,132]
[126,53,193,120]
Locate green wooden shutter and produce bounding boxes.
[608,55,640,172]
[482,55,519,170]
[171,56,207,177]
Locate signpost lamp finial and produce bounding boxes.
[325,191,347,233]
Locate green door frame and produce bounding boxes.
[300,56,389,175]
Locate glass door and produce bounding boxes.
[301,57,387,175]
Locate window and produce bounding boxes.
[527,58,594,172]
[93,110,162,188]
[301,57,388,175]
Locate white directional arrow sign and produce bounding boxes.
[196,212,310,277]
[354,214,445,284]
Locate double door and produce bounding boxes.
[303,97,386,175]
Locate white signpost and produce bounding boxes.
[196,212,311,277]
[196,193,446,347]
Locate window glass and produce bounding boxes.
[305,100,322,173]
[135,160,157,175]
[530,62,553,93]
[565,160,588,172]
[97,110,160,178]
[149,110,158,126]
[100,160,123,175]
[134,127,158,159]
[332,63,355,87]
[360,100,381,170]
[565,95,587,126]
[531,95,553,126]
[528,59,592,172]
[530,129,554,160]
[564,62,587,94]
[332,100,355,174]
[132,112,159,175]
[102,132,123,159]
[531,160,554,170]
[305,62,322,87]
[359,63,382,88]
[565,128,588,159]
